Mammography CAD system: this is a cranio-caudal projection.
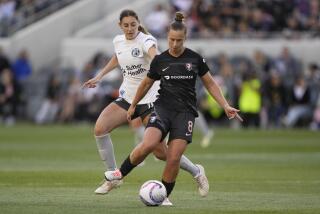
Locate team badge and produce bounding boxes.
[185,63,192,71]
[150,116,156,123]
[131,48,141,57]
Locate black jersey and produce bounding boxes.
[147,48,209,116]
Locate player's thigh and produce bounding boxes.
[130,117,143,129]
[141,127,163,151]
[94,102,128,135]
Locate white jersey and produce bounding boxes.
[113,32,160,104]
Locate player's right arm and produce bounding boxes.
[82,54,119,88]
[127,77,155,121]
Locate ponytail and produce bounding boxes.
[138,25,149,34]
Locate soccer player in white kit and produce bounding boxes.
[82,9,209,206]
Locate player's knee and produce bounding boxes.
[140,141,156,155]
[153,148,166,161]
[94,124,111,136]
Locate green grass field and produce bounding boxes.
[0,124,320,214]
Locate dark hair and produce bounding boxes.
[119,9,148,34]
[169,12,187,34]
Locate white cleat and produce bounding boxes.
[104,169,123,181]
[194,164,209,197]
[161,197,173,206]
[94,179,123,194]
[200,130,214,148]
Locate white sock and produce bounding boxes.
[95,134,117,171]
[180,155,200,177]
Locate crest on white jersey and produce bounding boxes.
[131,48,141,57]
[185,63,192,71]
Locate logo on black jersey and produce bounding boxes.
[162,66,170,72]
[185,63,192,71]
[150,116,156,123]
[164,75,193,80]
[131,48,141,57]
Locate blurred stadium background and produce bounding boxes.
[0,0,320,213]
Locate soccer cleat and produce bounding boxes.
[161,197,173,206]
[194,164,209,197]
[104,169,123,181]
[200,130,214,148]
[94,179,123,194]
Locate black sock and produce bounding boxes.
[162,180,176,197]
[120,156,137,177]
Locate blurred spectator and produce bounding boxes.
[11,49,32,114]
[12,49,32,83]
[0,47,11,73]
[310,96,320,130]
[238,71,262,127]
[283,76,312,127]
[92,52,108,70]
[306,63,320,107]
[144,4,170,38]
[80,61,96,83]
[264,71,287,128]
[58,75,81,123]
[74,85,100,122]
[252,50,271,82]
[0,68,19,125]
[273,47,301,88]
[35,73,61,124]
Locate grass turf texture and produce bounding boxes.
[0,124,319,214]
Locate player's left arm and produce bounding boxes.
[201,72,242,121]
[147,45,158,59]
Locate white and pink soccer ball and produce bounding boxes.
[139,180,167,206]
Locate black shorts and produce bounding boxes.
[114,97,153,120]
[146,105,195,144]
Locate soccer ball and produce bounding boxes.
[139,180,167,206]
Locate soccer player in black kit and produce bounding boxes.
[105,12,242,203]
